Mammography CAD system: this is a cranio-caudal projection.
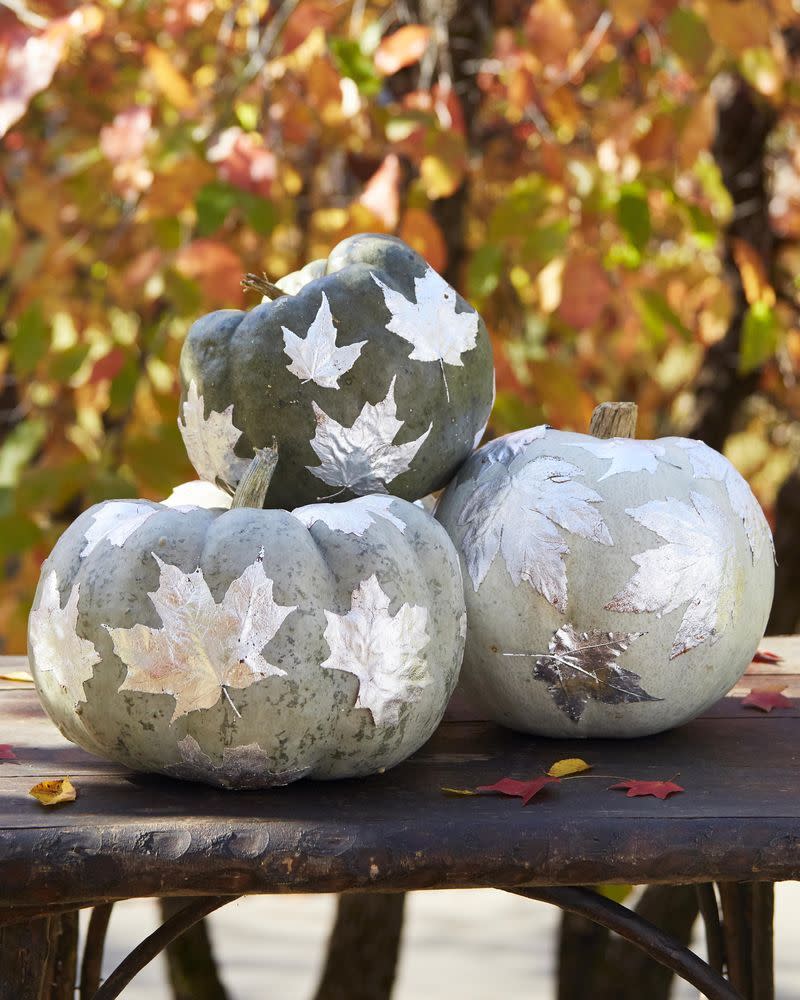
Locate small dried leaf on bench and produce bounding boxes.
[0,672,34,683]
[752,650,783,664]
[476,774,560,806]
[609,780,684,800]
[548,757,591,777]
[29,777,77,806]
[742,688,793,712]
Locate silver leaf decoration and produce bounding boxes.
[307,376,432,495]
[292,495,406,536]
[81,501,162,557]
[320,575,430,727]
[562,437,667,480]
[458,456,613,610]
[282,292,366,389]
[29,572,100,707]
[371,266,478,366]
[178,379,250,487]
[506,624,657,723]
[669,437,773,563]
[165,734,310,789]
[107,551,297,722]
[479,425,549,467]
[605,491,738,659]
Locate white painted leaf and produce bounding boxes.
[320,575,430,727]
[81,501,161,557]
[479,425,549,466]
[166,734,310,789]
[178,379,250,487]
[372,266,478,366]
[506,624,657,723]
[108,552,297,721]
[605,491,738,659]
[282,292,366,389]
[669,438,772,563]
[563,438,667,480]
[292,495,405,536]
[29,572,100,707]
[458,456,613,610]
[163,481,232,509]
[307,376,431,495]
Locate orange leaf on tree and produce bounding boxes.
[477,774,560,806]
[610,780,684,800]
[358,154,401,230]
[374,25,431,76]
[399,209,447,274]
[741,689,793,713]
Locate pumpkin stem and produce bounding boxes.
[241,273,288,300]
[589,401,638,439]
[231,441,278,509]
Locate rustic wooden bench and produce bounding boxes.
[2,638,799,999]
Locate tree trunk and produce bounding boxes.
[313,893,407,1000]
[767,468,800,635]
[159,899,229,1000]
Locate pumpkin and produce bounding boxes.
[434,405,775,738]
[178,233,494,509]
[27,452,466,789]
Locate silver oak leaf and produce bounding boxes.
[307,376,432,495]
[29,572,100,707]
[107,551,297,722]
[371,266,479,366]
[81,501,162,557]
[178,379,250,487]
[505,624,657,723]
[320,574,430,727]
[165,734,311,789]
[562,437,667,480]
[458,456,613,611]
[292,495,406,536]
[668,437,773,563]
[605,491,738,659]
[282,292,366,389]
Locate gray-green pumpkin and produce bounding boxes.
[27,468,466,789]
[178,233,494,509]
[435,425,775,739]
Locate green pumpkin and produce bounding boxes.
[28,457,466,789]
[179,233,494,509]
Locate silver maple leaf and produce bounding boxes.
[479,425,550,466]
[292,495,406,536]
[81,501,162,557]
[29,572,100,707]
[306,376,432,495]
[107,552,297,722]
[668,438,773,564]
[562,437,668,480]
[606,491,738,659]
[178,379,250,487]
[282,292,366,389]
[458,456,613,611]
[165,734,310,789]
[505,624,657,723]
[320,574,430,727]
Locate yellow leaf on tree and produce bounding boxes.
[733,239,775,307]
[547,757,591,777]
[145,46,195,111]
[29,778,77,807]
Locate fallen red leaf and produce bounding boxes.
[374,25,431,76]
[610,780,684,800]
[741,689,793,712]
[0,744,17,761]
[752,650,784,664]
[476,774,560,806]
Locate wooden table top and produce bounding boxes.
[2,639,800,909]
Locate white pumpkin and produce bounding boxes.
[435,422,775,738]
[28,456,466,788]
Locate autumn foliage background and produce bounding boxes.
[1,0,799,652]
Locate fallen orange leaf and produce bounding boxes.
[29,778,77,806]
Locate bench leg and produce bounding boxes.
[718,882,774,1000]
[0,911,78,1000]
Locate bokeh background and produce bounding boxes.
[2,0,799,652]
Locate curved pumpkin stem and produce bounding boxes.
[241,273,288,300]
[231,442,278,509]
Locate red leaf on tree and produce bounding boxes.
[0,744,17,762]
[358,154,401,229]
[741,689,793,713]
[88,348,126,385]
[208,127,276,198]
[752,650,783,664]
[610,780,684,800]
[374,25,432,76]
[477,774,560,806]
[174,239,244,306]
